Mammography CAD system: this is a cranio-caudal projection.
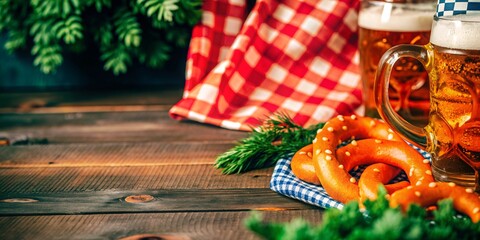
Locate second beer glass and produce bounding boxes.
[359,0,435,124]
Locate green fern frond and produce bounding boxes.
[0,0,11,31]
[137,0,180,22]
[101,44,132,75]
[174,0,202,25]
[93,23,114,48]
[53,15,83,44]
[31,42,63,74]
[137,40,170,68]
[31,0,81,17]
[30,17,58,45]
[114,8,142,48]
[4,29,27,53]
[85,0,112,12]
[146,0,201,29]
[165,26,191,48]
[1,0,202,75]
[0,0,29,31]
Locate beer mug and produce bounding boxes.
[375,14,480,190]
[359,0,435,124]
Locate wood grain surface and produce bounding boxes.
[0,188,315,215]
[0,210,324,240]
[0,111,248,144]
[0,90,324,240]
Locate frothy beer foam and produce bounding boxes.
[359,5,433,31]
[430,14,480,50]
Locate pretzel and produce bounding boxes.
[390,182,480,223]
[358,163,410,202]
[291,144,321,185]
[292,116,404,186]
[312,115,434,203]
[291,144,409,199]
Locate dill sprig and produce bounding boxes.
[215,113,325,174]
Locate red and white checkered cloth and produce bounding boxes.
[169,0,363,131]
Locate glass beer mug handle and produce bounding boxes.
[374,44,432,149]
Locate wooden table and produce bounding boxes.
[0,89,323,240]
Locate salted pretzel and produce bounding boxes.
[390,182,480,223]
[311,115,434,203]
[357,163,410,201]
[291,115,405,186]
[291,116,421,201]
[291,144,321,185]
[291,145,410,200]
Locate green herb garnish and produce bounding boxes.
[246,188,480,240]
[215,113,324,174]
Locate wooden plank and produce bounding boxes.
[0,209,324,240]
[0,165,274,193]
[0,188,314,215]
[0,89,184,112]
[0,110,179,129]
[0,111,249,144]
[0,142,237,166]
[0,111,171,128]
[0,104,172,114]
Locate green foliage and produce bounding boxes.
[53,15,83,45]
[0,0,202,75]
[4,29,26,53]
[114,8,141,48]
[31,0,81,17]
[245,188,480,240]
[215,113,325,174]
[31,43,63,74]
[85,0,112,12]
[138,0,179,22]
[101,44,132,75]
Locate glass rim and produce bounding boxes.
[435,14,480,23]
[362,0,437,11]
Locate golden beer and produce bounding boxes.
[376,14,480,190]
[359,0,434,124]
[427,20,480,186]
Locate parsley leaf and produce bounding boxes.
[245,188,480,240]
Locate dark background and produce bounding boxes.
[0,35,188,92]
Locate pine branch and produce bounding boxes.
[215,113,325,174]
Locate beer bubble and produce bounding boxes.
[455,122,480,167]
[427,112,454,157]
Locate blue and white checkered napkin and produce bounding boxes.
[437,0,480,16]
[270,144,431,209]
